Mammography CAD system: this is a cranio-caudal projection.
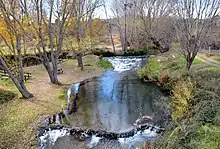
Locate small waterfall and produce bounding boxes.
[104,56,147,72]
[38,56,166,149]
[39,129,69,149]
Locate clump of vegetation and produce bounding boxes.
[96,60,113,71]
[171,77,195,121]
[91,48,116,57]
[58,88,68,101]
[0,88,16,104]
[157,67,220,149]
[138,57,162,80]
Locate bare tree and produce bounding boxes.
[29,0,73,84]
[136,0,174,53]
[71,0,102,70]
[111,0,125,51]
[172,0,220,70]
[110,0,174,53]
[0,0,33,98]
[103,0,116,53]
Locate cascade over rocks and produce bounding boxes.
[39,122,165,142]
[39,115,165,142]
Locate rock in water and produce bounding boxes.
[134,115,153,126]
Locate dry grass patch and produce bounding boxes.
[0,55,104,149]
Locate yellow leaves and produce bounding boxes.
[66,17,77,30]
[172,77,195,121]
[89,18,105,37]
[0,17,11,40]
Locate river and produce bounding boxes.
[39,56,165,149]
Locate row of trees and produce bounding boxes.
[108,0,220,70]
[0,0,219,99]
[0,0,102,98]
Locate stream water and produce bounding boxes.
[39,56,165,149]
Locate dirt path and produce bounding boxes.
[25,55,103,102]
[196,54,220,68]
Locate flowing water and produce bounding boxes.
[39,56,165,149]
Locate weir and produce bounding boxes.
[38,56,166,149]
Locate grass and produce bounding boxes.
[0,88,16,104]
[0,55,104,148]
[190,125,220,149]
[96,59,113,71]
[139,54,204,83]
[149,53,220,148]
[139,57,162,80]
[0,86,66,149]
[58,88,68,101]
[213,55,220,62]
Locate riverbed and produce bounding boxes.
[39,56,165,149]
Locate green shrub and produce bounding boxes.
[91,48,116,57]
[158,68,220,148]
[58,88,68,100]
[96,60,113,71]
[138,57,162,80]
[192,69,220,124]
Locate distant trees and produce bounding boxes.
[136,0,174,53]
[109,0,220,70]
[110,0,175,53]
[172,0,220,70]
[65,0,103,70]
[0,0,103,98]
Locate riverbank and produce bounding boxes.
[139,52,220,148]
[0,55,108,149]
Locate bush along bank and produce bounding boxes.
[91,47,158,57]
[139,55,220,148]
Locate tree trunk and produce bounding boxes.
[109,27,116,53]
[76,53,83,70]
[0,57,33,99]
[43,62,61,85]
[186,55,193,71]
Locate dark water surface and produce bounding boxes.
[39,56,165,149]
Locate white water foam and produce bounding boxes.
[87,135,102,148]
[118,129,157,145]
[73,83,80,94]
[67,88,71,103]
[39,129,69,149]
[104,57,144,72]
[67,83,80,103]
[86,128,158,149]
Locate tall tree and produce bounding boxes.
[30,0,73,84]
[111,0,125,51]
[136,0,174,53]
[103,0,116,53]
[173,0,220,70]
[71,0,102,70]
[0,0,33,98]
